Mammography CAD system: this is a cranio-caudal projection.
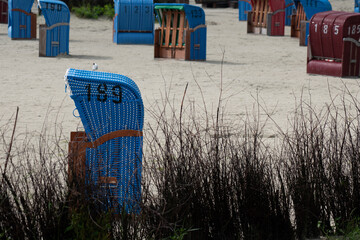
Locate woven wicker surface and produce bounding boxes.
[66,68,144,212]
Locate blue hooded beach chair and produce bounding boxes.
[238,0,252,21]
[356,0,359,13]
[8,0,36,39]
[65,68,144,213]
[285,0,295,26]
[154,3,206,61]
[38,0,70,57]
[113,0,154,44]
[291,0,331,45]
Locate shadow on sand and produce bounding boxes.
[65,54,113,60]
[204,60,245,66]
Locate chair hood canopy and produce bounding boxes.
[9,0,34,12]
[285,0,294,8]
[38,0,70,26]
[294,0,331,20]
[250,0,285,12]
[154,3,205,29]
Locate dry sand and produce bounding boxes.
[0,0,358,142]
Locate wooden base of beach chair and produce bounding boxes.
[31,13,36,39]
[299,20,308,46]
[290,3,306,38]
[247,12,269,35]
[68,131,87,184]
[68,130,143,184]
[39,25,47,56]
[154,29,190,60]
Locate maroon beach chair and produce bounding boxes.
[307,11,360,77]
[247,0,285,36]
[0,0,8,24]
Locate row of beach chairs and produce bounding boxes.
[113,2,207,61]
[241,0,360,78]
[2,0,206,60]
[240,0,331,46]
[3,0,70,57]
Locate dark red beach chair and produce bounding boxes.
[247,0,285,36]
[307,11,360,77]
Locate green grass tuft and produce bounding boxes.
[72,4,114,19]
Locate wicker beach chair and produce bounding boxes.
[113,0,154,44]
[307,11,360,77]
[65,68,144,213]
[239,0,252,21]
[247,0,285,36]
[8,0,36,39]
[284,0,295,26]
[154,3,206,61]
[290,0,331,46]
[38,0,70,57]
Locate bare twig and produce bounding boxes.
[3,107,19,177]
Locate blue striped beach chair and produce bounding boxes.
[8,0,36,39]
[65,68,144,213]
[285,0,295,26]
[238,0,252,21]
[38,0,70,57]
[113,0,154,44]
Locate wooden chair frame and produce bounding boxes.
[155,9,189,59]
[154,9,206,60]
[68,130,143,185]
[247,0,270,34]
[290,2,306,38]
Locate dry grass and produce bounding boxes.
[0,86,359,239]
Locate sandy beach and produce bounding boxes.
[0,0,358,141]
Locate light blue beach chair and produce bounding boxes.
[8,0,36,39]
[65,69,144,213]
[38,0,70,57]
[113,0,154,44]
[285,0,295,26]
[238,0,252,21]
